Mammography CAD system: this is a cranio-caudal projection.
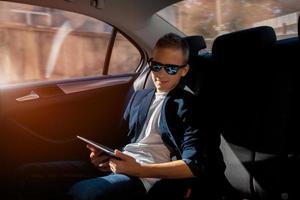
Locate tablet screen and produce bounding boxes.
[77,135,116,157]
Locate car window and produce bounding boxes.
[158,0,300,50]
[0,1,141,85]
[109,32,142,75]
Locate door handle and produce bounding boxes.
[16,91,40,102]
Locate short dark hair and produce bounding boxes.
[154,33,189,64]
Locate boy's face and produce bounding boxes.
[151,47,189,93]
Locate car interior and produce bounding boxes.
[0,0,299,199]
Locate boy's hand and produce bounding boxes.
[87,144,111,172]
[109,150,142,176]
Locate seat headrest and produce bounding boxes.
[184,35,206,59]
[212,26,276,59]
[182,35,209,96]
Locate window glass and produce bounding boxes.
[158,0,300,50]
[109,32,141,75]
[0,1,141,85]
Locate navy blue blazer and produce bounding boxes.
[122,85,225,178]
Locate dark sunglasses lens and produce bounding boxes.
[150,62,162,72]
[165,66,179,75]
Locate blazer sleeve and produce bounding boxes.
[179,96,222,177]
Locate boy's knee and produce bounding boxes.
[68,181,104,200]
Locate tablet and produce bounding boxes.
[76,135,116,157]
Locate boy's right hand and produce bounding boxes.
[87,144,111,172]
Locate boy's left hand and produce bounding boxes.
[109,150,142,177]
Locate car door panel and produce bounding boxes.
[0,74,137,177]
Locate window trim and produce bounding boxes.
[103,27,117,75]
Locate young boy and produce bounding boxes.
[69,33,226,199]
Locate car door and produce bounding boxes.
[0,1,143,195]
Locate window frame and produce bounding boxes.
[106,27,145,75]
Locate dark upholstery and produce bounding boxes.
[254,34,300,199]
[183,35,213,95]
[182,25,299,199]
[268,37,299,154]
[211,25,300,200]
[211,26,274,198]
[212,26,277,152]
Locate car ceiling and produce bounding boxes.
[2,0,184,55]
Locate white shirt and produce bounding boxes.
[123,91,171,191]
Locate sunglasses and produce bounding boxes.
[148,58,187,75]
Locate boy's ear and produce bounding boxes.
[181,64,190,77]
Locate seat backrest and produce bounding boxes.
[211,26,282,199]
[267,16,299,155]
[212,26,277,151]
